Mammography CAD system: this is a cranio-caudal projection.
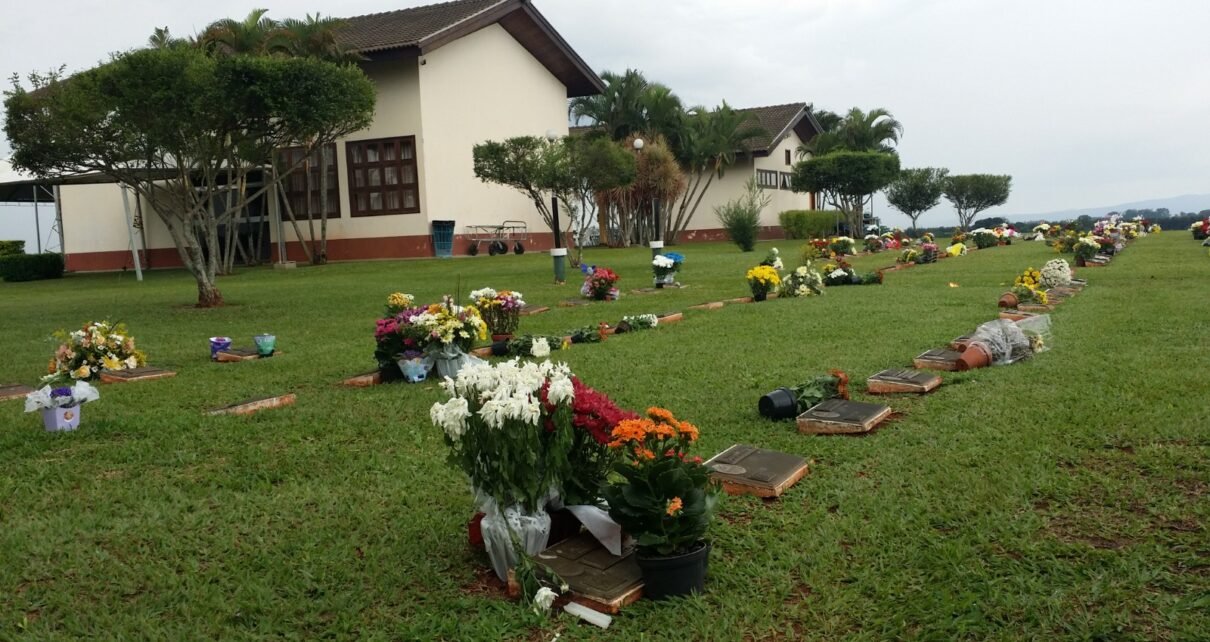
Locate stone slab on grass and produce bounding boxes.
[797,398,893,435]
[705,444,809,498]
[215,348,274,362]
[656,312,683,324]
[207,393,296,416]
[519,305,550,316]
[342,371,383,387]
[0,384,35,402]
[913,348,964,371]
[99,366,177,384]
[867,368,942,394]
[529,533,643,614]
[687,301,724,311]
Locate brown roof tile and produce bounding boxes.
[736,102,809,152]
[336,0,508,53]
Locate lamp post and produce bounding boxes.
[632,138,663,259]
[546,129,567,283]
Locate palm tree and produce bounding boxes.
[198,8,291,57]
[280,13,364,64]
[797,107,903,158]
[569,69,683,143]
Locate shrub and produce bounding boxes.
[0,240,25,256]
[716,178,770,252]
[779,210,842,239]
[0,253,65,282]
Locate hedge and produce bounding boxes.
[0,253,65,282]
[0,240,25,256]
[779,210,844,239]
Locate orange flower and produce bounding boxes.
[636,448,655,461]
[646,407,675,423]
[677,421,699,441]
[665,497,683,516]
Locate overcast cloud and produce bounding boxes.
[2,0,1207,239]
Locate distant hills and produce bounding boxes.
[1006,194,1210,222]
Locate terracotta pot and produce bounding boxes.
[491,333,513,343]
[998,292,1019,309]
[1075,256,1087,267]
[468,512,486,550]
[956,342,993,371]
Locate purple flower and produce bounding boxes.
[50,387,73,398]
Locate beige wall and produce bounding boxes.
[59,183,180,255]
[418,23,569,233]
[681,130,811,233]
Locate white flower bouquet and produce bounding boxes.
[1039,258,1072,289]
[25,381,100,432]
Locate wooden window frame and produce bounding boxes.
[756,169,779,189]
[779,172,794,190]
[346,135,421,217]
[279,143,339,221]
[784,149,792,166]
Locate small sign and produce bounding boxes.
[533,533,643,614]
[705,444,809,498]
[797,398,892,435]
[913,348,963,371]
[0,384,35,402]
[867,368,941,394]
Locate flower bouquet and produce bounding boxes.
[44,321,146,384]
[581,265,620,301]
[414,298,488,378]
[373,292,426,374]
[1011,267,1049,305]
[1073,236,1100,265]
[652,255,677,287]
[1039,258,1072,290]
[863,235,884,253]
[25,381,100,432]
[745,265,781,301]
[614,314,659,334]
[779,263,824,298]
[829,236,855,255]
[601,407,719,599]
[919,242,939,264]
[970,228,999,249]
[898,248,920,264]
[759,247,784,270]
[469,288,526,339]
[946,242,968,257]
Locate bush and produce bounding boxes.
[779,210,842,239]
[717,178,771,252]
[0,253,65,282]
[0,240,26,256]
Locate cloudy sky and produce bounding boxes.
[2,0,1207,244]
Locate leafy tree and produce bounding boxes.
[473,136,567,239]
[791,151,900,236]
[597,134,684,247]
[884,167,948,235]
[798,107,903,158]
[569,69,683,145]
[4,47,375,306]
[943,174,1012,231]
[558,135,636,264]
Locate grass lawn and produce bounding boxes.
[1,234,1207,640]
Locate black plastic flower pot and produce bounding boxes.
[635,541,711,600]
[753,291,768,302]
[490,340,511,357]
[758,387,798,420]
[613,320,632,335]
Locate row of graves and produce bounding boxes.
[2,220,1137,630]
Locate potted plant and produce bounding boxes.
[469,288,525,341]
[778,263,824,298]
[1073,236,1099,267]
[759,371,849,420]
[652,255,677,288]
[919,242,939,264]
[581,266,620,301]
[46,320,146,381]
[24,381,100,432]
[745,265,780,301]
[863,235,884,253]
[828,236,855,256]
[1039,258,1073,289]
[415,297,489,379]
[602,408,720,599]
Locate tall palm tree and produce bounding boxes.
[198,9,291,57]
[570,69,682,143]
[668,102,765,241]
[280,13,364,64]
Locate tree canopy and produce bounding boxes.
[943,174,1013,231]
[884,167,948,234]
[791,150,900,236]
[799,107,903,157]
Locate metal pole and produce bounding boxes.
[33,184,41,253]
[53,184,65,254]
[550,194,566,283]
[119,185,144,282]
[650,199,662,259]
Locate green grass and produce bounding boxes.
[1,236,1207,640]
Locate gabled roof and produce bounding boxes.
[736,102,822,155]
[336,0,604,97]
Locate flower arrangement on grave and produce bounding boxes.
[601,407,720,598]
[759,247,784,270]
[810,238,831,251]
[790,370,849,412]
[921,232,936,243]
[1148,224,1161,234]
[829,236,855,255]
[507,334,566,358]
[557,377,638,506]
[821,258,879,286]
[946,242,968,257]
[378,296,488,378]
[919,242,939,264]
[44,321,146,384]
[970,228,999,249]
[1039,258,1072,289]
[950,229,967,245]
[615,314,659,334]
[745,265,781,300]
[568,324,608,344]
[651,254,679,287]
[863,234,883,252]
[779,263,825,298]
[374,292,424,371]
[1073,236,1100,263]
[581,265,620,300]
[898,248,920,264]
[1190,219,1210,240]
[469,288,525,339]
[1032,223,1050,235]
[25,381,100,432]
[1011,267,1049,305]
[1052,230,1079,254]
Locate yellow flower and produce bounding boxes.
[102,355,123,371]
[387,292,414,308]
[72,365,91,379]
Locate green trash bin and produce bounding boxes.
[431,220,455,258]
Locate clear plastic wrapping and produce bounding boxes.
[1014,314,1053,354]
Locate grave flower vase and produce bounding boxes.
[636,541,712,599]
[998,292,1019,309]
[41,405,82,432]
[956,342,994,371]
[758,387,798,420]
[753,291,768,302]
[430,344,474,379]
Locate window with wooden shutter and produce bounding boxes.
[346,136,421,216]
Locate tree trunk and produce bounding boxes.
[276,180,314,264]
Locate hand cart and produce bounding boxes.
[465,220,529,256]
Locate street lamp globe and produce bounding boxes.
[545,129,559,142]
[632,138,644,151]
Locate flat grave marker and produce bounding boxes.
[99,366,177,384]
[207,393,296,416]
[687,301,724,311]
[913,348,964,371]
[532,533,643,614]
[797,398,893,435]
[519,305,550,316]
[866,368,942,394]
[342,370,383,387]
[656,312,683,324]
[215,348,277,362]
[0,384,35,402]
[705,444,809,498]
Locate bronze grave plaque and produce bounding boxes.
[0,384,35,402]
[913,348,963,371]
[207,393,296,416]
[797,398,892,435]
[705,444,809,498]
[866,368,941,394]
[99,366,177,383]
[535,533,642,614]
